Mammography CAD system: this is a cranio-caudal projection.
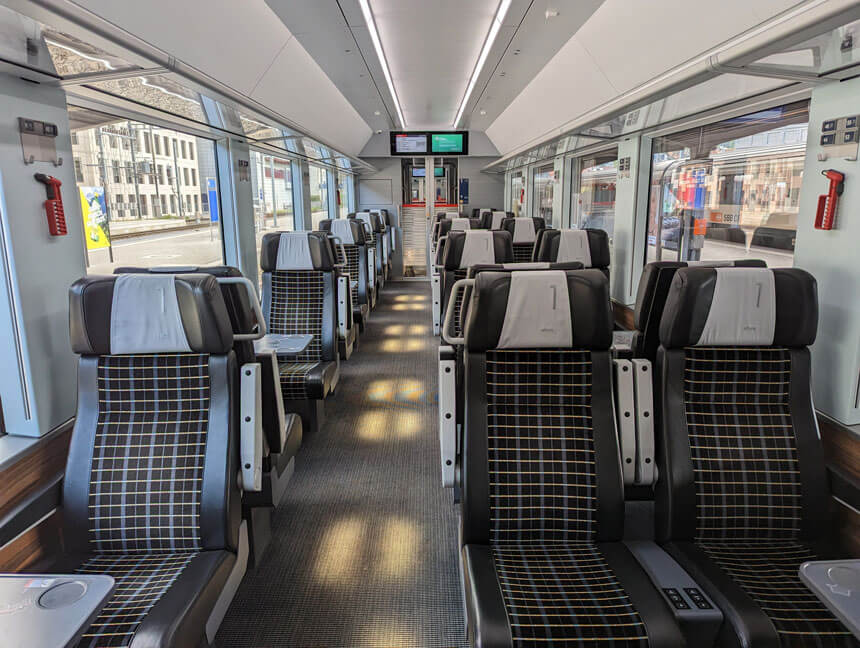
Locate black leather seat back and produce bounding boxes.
[536,229,611,280]
[655,267,827,544]
[114,265,256,365]
[460,269,620,546]
[319,219,370,307]
[632,259,767,362]
[501,217,546,262]
[479,210,512,230]
[65,274,240,555]
[440,231,513,336]
[350,212,385,280]
[260,231,337,363]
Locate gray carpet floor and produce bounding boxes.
[215,280,467,648]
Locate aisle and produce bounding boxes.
[215,280,467,648]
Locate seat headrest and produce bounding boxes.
[464,269,612,351]
[490,211,507,230]
[113,265,254,338]
[450,218,472,231]
[503,217,543,244]
[633,259,767,330]
[260,231,335,271]
[70,274,234,355]
[659,267,817,348]
[537,229,610,268]
[352,211,384,232]
[443,230,513,270]
[319,218,366,245]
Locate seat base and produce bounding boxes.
[339,325,357,360]
[286,398,325,436]
[463,542,686,648]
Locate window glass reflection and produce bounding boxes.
[251,151,295,264]
[533,163,555,222]
[309,165,329,228]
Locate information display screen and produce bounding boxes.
[390,131,468,155]
[431,132,467,154]
[411,168,445,177]
[391,133,427,155]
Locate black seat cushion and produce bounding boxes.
[278,360,336,400]
[463,542,685,647]
[41,550,234,648]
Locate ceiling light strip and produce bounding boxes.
[358,0,406,128]
[454,0,512,127]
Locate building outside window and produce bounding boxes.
[646,101,808,268]
[250,150,295,264]
[337,172,352,218]
[71,117,221,274]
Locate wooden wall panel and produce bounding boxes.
[0,513,61,572]
[0,424,71,520]
[612,300,634,331]
[819,416,860,484]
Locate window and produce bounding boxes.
[309,164,329,229]
[189,142,195,160]
[164,136,170,154]
[337,172,352,218]
[72,115,223,274]
[646,101,808,268]
[575,151,618,238]
[166,166,174,183]
[71,131,78,145]
[183,168,190,186]
[533,163,555,222]
[181,141,187,158]
[251,151,295,263]
[510,170,524,214]
[154,136,161,155]
[110,135,117,148]
[191,168,197,185]
[143,132,151,154]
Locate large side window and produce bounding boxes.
[251,150,295,264]
[71,116,223,273]
[510,170,524,214]
[575,150,618,238]
[646,101,808,267]
[532,163,555,222]
[309,164,329,228]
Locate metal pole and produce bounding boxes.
[127,121,142,220]
[270,155,278,228]
[148,125,161,217]
[172,137,184,220]
[95,127,114,262]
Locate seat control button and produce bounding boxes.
[683,587,712,609]
[662,588,689,610]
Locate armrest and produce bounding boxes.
[240,363,263,492]
[431,274,442,335]
[631,359,655,486]
[626,540,722,647]
[0,472,63,547]
[438,345,457,487]
[613,359,636,486]
[336,275,349,339]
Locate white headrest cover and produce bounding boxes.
[491,212,506,229]
[501,262,551,270]
[696,268,776,346]
[330,219,356,244]
[276,232,314,270]
[512,218,536,244]
[110,274,191,354]
[498,271,572,349]
[480,208,492,217]
[444,211,459,218]
[557,229,592,267]
[459,231,496,268]
[450,218,472,231]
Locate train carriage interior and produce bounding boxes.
[0,1,859,646]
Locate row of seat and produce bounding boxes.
[8,211,397,647]
[439,243,855,645]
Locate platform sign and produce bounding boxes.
[207,177,219,223]
[79,186,110,250]
[459,178,469,203]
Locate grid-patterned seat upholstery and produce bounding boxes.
[42,274,242,648]
[656,267,856,648]
[260,232,339,402]
[318,218,371,317]
[460,270,685,648]
[351,212,385,287]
